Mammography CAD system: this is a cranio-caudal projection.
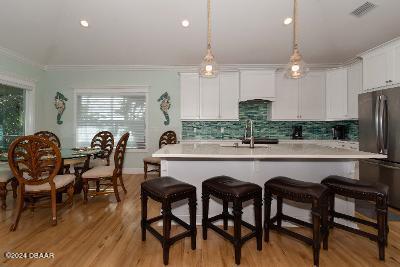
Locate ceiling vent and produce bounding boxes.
[351,2,377,17]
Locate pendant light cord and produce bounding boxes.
[293,0,298,50]
[207,0,212,49]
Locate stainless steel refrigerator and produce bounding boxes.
[359,87,400,209]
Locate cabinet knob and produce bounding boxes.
[388,80,393,83]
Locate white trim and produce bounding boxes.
[73,86,149,150]
[0,72,36,90]
[0,72,35,134]
[0,45,45,70]
[123,168,144,174]
[45,63,343,72]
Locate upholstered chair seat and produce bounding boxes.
[25,174,75,192]
[142,156,160,165]
[82,166,114,179]
[89,158,109,168]
[0,166,13,183]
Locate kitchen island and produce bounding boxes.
[153,143,385,226]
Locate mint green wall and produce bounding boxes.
[0,54,43,81]
[36,69,181,169]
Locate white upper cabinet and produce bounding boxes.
[272,72,299,120]
[326,68,348,120]
[272,71,325,120]
[219,72,239,120]
[240,70,276,101]
[392,41,400,85]
[180,72,239,120]
[347,61,362,119]
[361,38,400,91]
[180,73,200,120]
[363,47,389,91]
[200,77,220,119]
[299,72,326,120]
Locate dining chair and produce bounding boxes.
[8,136,75,231]
[82,132,129,203]
[89,131,114,167]
[0,164,17,209]
[74,131,114,192]
[143,131,177,180]
[34,131,61,148]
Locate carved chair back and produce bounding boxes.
[113,132,130,177]
[159,131,177,148]
[34,131,61,148]
[91,131,114,165]
[8,136,61,187]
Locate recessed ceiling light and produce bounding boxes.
[283,17,293,25]
[181,19,190,28]
[80,20,89,28]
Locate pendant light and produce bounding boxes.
[200,0,218,78]
[285,0,308,79]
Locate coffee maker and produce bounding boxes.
[332,125,347,140]
[292,125,303,139]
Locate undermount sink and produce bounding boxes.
[220,143,272,148]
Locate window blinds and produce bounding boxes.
[76,93,146,149]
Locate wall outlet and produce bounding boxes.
[221,127,224,133]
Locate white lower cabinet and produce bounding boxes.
[272,71,325,120]
[180,72,239,120]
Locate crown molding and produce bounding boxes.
[0,46,45,70]
[0,71,36,90]
[44,63,342,72]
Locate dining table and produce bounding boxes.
[0,147,104,195]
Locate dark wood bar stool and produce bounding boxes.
[321,175,389,261]
[264,177,329,267]
[202,176,262,265]
[141,176,196,265]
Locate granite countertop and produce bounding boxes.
[153,143,385,159]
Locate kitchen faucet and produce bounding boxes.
[243,119,255,148]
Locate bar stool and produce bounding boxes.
[321,175,389,260]
[264,177,329,267]
[202,176,262,265]
[141,176,196,265]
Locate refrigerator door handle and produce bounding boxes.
[381,95,388,154]
[375,95,382,153]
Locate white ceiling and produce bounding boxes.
[0,0,400,66]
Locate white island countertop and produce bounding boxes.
[153,143,386,159]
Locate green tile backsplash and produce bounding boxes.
[182,100,359,141]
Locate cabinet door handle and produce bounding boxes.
[388,80,393,83]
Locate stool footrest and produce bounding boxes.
[208,214,256,231]
[208,223,235,243]
[147,215,163,224]
[282,214,313,228]
[270,223,314,246]
[333,222,377,241]
[333,211,378,229]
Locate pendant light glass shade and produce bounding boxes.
[285,0,308,79]
[285,46,308,79]
[200,0,218,78]
[200,45,218,78]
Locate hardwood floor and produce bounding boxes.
[1,174,400,267]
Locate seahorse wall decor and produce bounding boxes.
[54,92,68,125]
[157,92,171,126]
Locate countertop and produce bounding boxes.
[153,143,386,159]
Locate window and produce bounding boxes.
[0,84,26,150]
[75,89,147,149]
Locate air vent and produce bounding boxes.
[351,2,377,17]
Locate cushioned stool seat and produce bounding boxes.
[264,176,330,267]
[322,175,389,199]
[141,177,196,265]
[321,175,389,261]
[202,176,262,265]
[202,175,261,198]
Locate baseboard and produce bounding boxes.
[123,168,144,174]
